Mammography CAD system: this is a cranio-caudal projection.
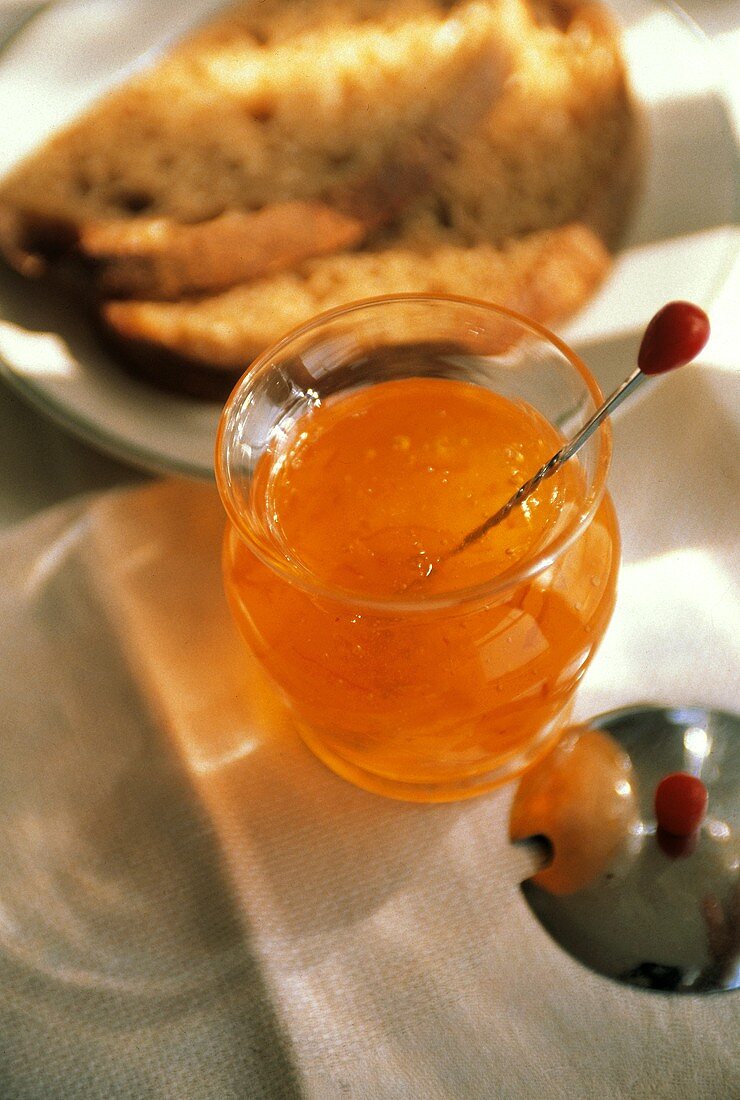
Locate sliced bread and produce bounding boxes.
[101,223,611,398]
[0,0,639,402]
[0,0,515,265]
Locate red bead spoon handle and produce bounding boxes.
[453,301,711,554]
[638,301,712,375]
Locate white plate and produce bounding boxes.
[0,0,736,479]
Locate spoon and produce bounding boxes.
[510,705,739,994]
[452,301,711,556]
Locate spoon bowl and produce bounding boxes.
[513,705,739,994]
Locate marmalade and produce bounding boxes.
[223,376,619,801]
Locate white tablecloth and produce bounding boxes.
[0,4,738,1098]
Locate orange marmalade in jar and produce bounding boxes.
[216,296,619,801]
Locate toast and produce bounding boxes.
[101,223,611,399]
[0,0,639,402]
[0,0,514,276]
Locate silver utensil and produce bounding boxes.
[513,705,739,994]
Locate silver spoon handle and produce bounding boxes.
[455,367,646,553]
[557,365,644,464]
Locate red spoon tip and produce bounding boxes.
[638,301,710,376]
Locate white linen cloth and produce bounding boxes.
[0,355,737,1099]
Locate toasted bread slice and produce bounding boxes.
[78,205,368,300]
[72,39,505,300]
[0,0,515,270]
[101,223,611,399]
[0,0,639,403]
[391,0,639,251]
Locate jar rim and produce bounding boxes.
[215,293,612,612]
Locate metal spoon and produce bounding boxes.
[511,705,739,994]
[452,301,711,556]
